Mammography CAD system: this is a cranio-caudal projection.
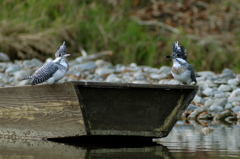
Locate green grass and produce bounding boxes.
[0,0,240,73]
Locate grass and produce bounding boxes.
[0,0,240,73]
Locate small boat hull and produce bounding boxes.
[0,81,198,139]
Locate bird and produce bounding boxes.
[170,41,187,60]
[165,41,197,85]
[22,42,70,85]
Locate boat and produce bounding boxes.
[0,81,198,140]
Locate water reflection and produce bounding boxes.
[154,120,240,158]
[0,138,172,159]
[0,121,240,159]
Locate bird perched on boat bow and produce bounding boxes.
[22,42,70,85]
[165,41,197,85]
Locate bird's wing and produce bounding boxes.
[31,62,59,85]
[187,64,197,83]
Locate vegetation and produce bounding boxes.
[0,0,240,73]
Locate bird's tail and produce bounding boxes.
[22,76,33,80]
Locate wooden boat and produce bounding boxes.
[0,81,198,140]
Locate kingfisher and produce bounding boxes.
[165,41,197,85]
[22,42,70,85]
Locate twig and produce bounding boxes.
[132,18,180,33]
[76,51,113,63]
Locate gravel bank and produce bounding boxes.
[1,54,240,121]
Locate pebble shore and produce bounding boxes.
[1,54,240,121]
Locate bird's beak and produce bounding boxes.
[63,54,71,57]
[165,55,172,59]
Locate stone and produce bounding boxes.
[196,89,203,96]
[228,78,239,87]
[158,79,171,84]
[232,106,240,113]
[95,59,112,67]
[214,80,228,85]
[232,101,240,107]
[186,104,199,111]
[202,87,214,96]
[213,91,227,99]
[14,70,33,81]
[0,52,10,62]
[45,58,53,63]
[159,66,171,74]
[23,58,43,69]
[204,98,214,107]
[143,67,159,73]
[129,63,137,67]
[122,74,134,82]
[17,79,31,86]
[105,74,122,83]
[209,105,224,113]
[5,65,21,74]
[169,79,180,85]
[132,80,148,84]
[229,89,240,98]
[133,71,145,80]
[221,68,236,79]
[0,63,8,72]
[149,73,167,80]
[202,80,218,89]
[228,97,240,103]
[72,61,97,71]
[225,103,232,109]
[212,98,227,107]
[197,71,216,78]
[115,64,125,73]
[218,84,232,92]
[95,68,115,76]
[193,95,204,104]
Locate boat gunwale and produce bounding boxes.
[70,81,199,90]
[1,81,198,90]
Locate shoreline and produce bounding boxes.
[1,56,240,121]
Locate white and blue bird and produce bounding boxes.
[22,42,70,85]
[165,41,197,85]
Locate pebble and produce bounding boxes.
[0,52,10,62]
[95,68,115,76]
[159,66,171,74]
[209,105,224,113]
[213,91,227,99]
[23,58,43,69]
[186,104,199,111]
[218,84,232,92]
[212,98,227,107]
[228,78,239,87]
[225,103,232,109]
[193,95,204,104]
[203,87,214,96]
[105,74,122,83]
[5,65,21,74]
[72,61,97,71]
[232,106,240,113]
[0,55,239,120]
[221,68,236,79]
[197,71,216,78]
[229,89,240,98]
[13,70,33,81]
[149,73,167,80]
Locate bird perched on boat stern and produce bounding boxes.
[22,42,70,85]
[165,41,197,85]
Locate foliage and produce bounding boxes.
[0,0,240,72]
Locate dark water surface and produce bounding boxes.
[0,120,239,159]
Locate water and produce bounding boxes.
[0,120,239,159]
